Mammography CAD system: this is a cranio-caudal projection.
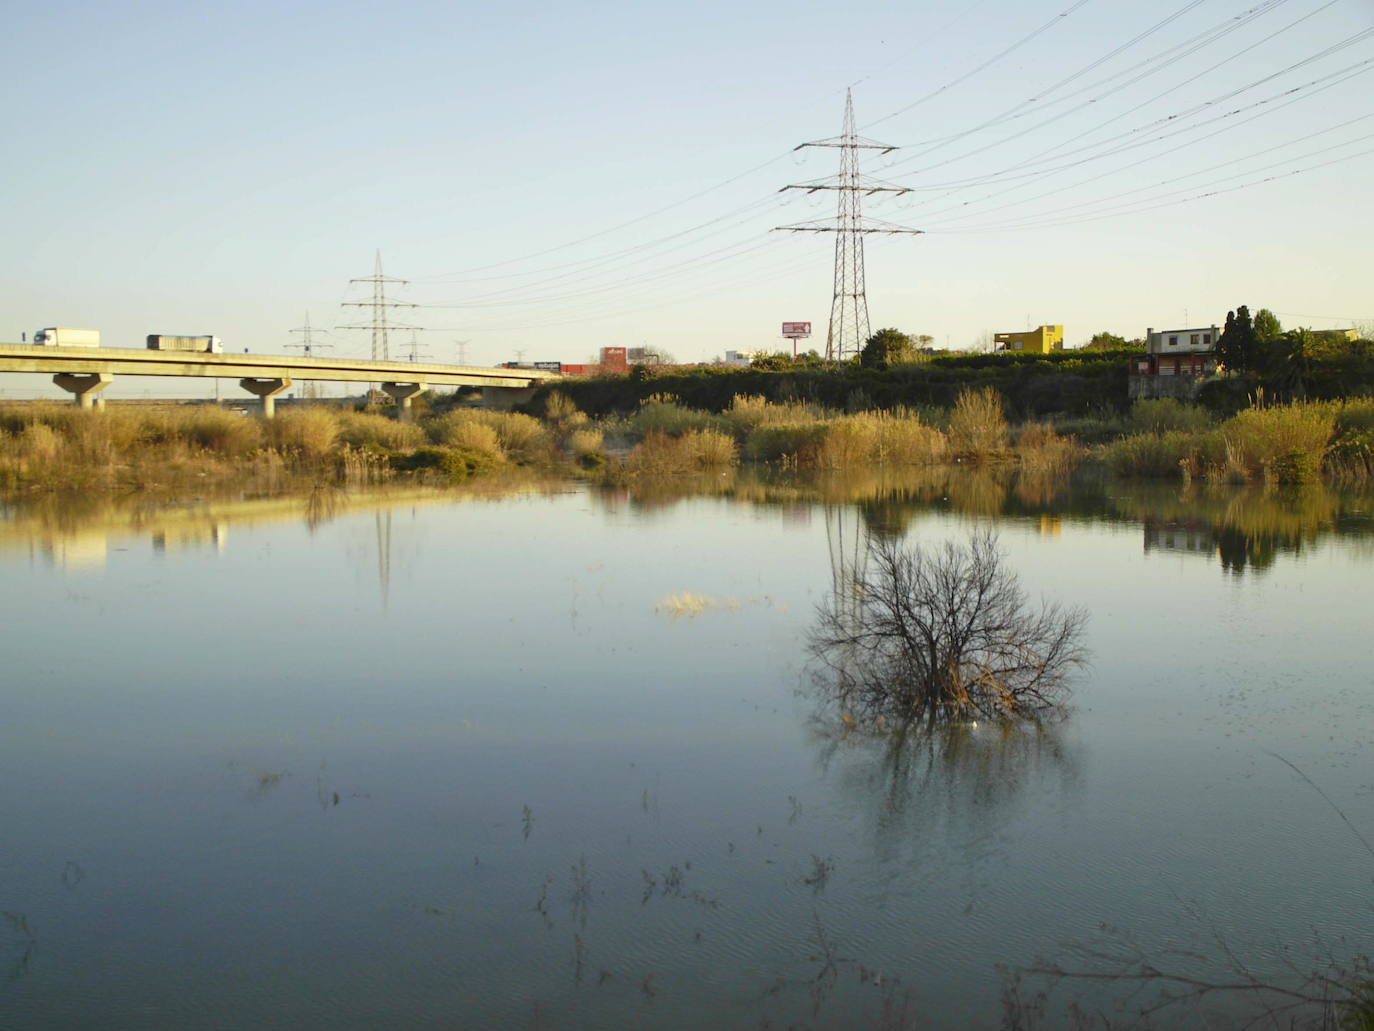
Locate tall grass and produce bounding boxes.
[622,396,728,440]
[1222,404,1336,485]
[1101,401,1339,484]
[267,409,339,458]
[0,402,538,492]
[336,411,426,451]
[426,409,552,463]
[624,429,737,475]
[1102,431,1207,479]
[722,394,830,437]
[949,387,1009,461]
[1129,398,1214,436]
[1016,422,1081,476]
[567,427,605,465]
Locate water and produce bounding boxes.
[1,472,1372,1029]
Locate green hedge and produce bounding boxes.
[533,350,1137,420]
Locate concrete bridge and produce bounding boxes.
[0,344,562,417]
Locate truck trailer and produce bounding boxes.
[146,334,223,354]
[33,327,100,347]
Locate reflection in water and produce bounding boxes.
[812,718,1077,857]
[376,510,392,607]
[3,468,1371,581]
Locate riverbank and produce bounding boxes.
[3,389,1371,497]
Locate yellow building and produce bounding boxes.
[994,325,1064,354]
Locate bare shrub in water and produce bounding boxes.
[810,531,1087,726]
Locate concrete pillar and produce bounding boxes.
[381,382,427,423]
[480,386,537,411]
[240,377,291,418]
[53,373,113,409]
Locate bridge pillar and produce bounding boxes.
[381,382,427,423]
[240,377,292,418]
[53,373,113,409]
[480,386,537,411]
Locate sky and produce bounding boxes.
[2,0,1372,399]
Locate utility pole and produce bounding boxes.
[339,250,421,363]
[287,311,333,399]
[776,89,922,362]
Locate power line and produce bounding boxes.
[885,11,1369,182]
[917,110,1374,229]
[862,0,1096,131]
[926,141,1374,232]
[885,0,1296,157]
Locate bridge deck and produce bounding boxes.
[0,344,559,389]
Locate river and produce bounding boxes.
[2,469,1371,1028]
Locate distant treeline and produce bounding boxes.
[534,349,1137,419]
[533,345,1374,420]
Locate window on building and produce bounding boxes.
[1190,334,1200,345]
[1203,333,1212,344]
[1013,341,1022,350]
[1168,335,1178,346]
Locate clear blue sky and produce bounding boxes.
[3,0,1371,398]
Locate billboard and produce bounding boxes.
[782,322,812,339]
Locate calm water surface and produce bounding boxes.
[1,474,1372,1029]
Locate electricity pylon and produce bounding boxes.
[402,329,430,363]
[287,312,332,398]
[776,89,923,361]
[338,250,421,363]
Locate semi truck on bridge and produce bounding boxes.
[147,334,223,354]
[32,329,223,353]
[33,327,100,347]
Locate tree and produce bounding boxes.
[1217,305,1260,372]
[1253,308,1283,343]
[1082,331,1128,351]
[859,327,914,369]
[808,531,1088,728]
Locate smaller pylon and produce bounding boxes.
[287,312,332,398]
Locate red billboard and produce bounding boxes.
[782,322,812,339]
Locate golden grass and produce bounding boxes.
[427,409,551,463]
[267,408,338,458]
[655,592,742,619]
[0,402,530,492]
[1016,422,1081,476]
[949,387,1010,461]
[336,411,426,451]
[1222,403,1336,485]
[567,427,605,460]
[624,429,738,475]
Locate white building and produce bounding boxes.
[1145,326,1219,354]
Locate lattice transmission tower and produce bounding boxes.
[338,250,422,362]
[776,89,923,361]
[286,312,332,399]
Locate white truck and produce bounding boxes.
[33,327,100,347]
[146,334,223,354]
